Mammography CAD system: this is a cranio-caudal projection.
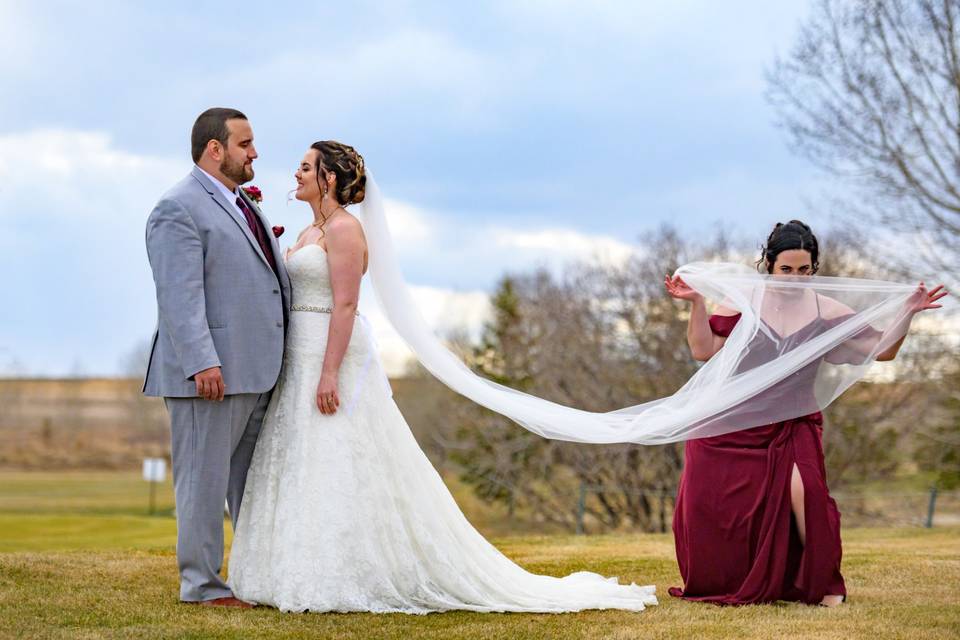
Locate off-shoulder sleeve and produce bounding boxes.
[708,313,742,338]
[824,313,885,365]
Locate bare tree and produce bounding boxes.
[440,227,737,533]
[406,223,956,532]
[912,360,960,489]
[767,0,960,283]
[814,225,949,488]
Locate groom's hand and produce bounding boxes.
[195,366,225,401]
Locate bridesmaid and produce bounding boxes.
[663,220,947,606]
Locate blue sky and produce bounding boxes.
[0,0,836,376]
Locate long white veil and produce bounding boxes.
[356,170,946,444]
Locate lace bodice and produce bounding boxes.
[285,244,335,308]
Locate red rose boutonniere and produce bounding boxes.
[242,185,263,204]
[272,225,285,238]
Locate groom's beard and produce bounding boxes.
[221,156,254,185]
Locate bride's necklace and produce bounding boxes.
[312,204,344,228]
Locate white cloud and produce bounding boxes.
[492,227,634,266]
[615,166,832,239]
[493,0,693,41]
[226,27,511,129]
[0,129,183,217]
[0,129,186,376]
[0,1,37,74]
[359,283,491,376]
[2,128,630,378]
[354,30,492,95]
[381,197,434,245]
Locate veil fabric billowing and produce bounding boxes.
[355,170,933,445]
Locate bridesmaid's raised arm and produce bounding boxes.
[664,274,733,361]
[875,283,949,361]
[819,283,949,363]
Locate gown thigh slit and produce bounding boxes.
[791,463,806,545]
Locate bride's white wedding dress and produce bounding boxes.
[227,244,657,614]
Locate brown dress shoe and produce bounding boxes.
[187,596,254,609]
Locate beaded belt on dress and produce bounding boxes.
[291,304,359,316]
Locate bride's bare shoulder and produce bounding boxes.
[327,211,363,235]
[325,212,367,250]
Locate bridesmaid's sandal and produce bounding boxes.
[818,594,845,607]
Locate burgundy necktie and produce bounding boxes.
[236,196,278,275]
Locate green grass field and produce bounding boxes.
[0,471,957,639]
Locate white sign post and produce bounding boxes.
[142,457,167,515]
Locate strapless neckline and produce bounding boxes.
[285,242,326,263]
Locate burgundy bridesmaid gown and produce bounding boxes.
[669,312,846,605]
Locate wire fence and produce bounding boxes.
[573,483,960,534]
[2,467,956,535]
[831,487,960,528]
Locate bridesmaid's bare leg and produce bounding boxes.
[790,464,806,546]
[792,463,844,607]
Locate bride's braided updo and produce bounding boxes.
[311,140,366,205]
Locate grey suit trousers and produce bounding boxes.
[165,392,270,602]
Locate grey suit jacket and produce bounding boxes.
[143,166,292,397]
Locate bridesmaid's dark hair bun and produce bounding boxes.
[310,140,366,205]
[757,219,820,274]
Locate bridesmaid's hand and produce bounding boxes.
[908,282,948,314]
[664,274,702,302]
[317,373,340,415]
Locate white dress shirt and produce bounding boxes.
[196,165,246,220]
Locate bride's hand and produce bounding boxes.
[317,373,340,415]
[664,274,702,302]
[908,282,948,314]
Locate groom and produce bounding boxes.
[143,108,291,607]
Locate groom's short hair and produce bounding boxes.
[191,108,248,163]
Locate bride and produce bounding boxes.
[227,141,658,613]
